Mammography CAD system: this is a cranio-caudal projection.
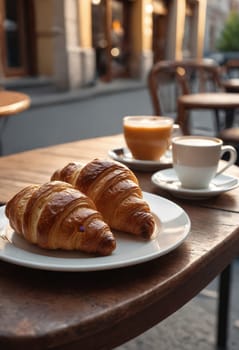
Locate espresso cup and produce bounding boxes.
[172,136,237,189]
[123,116,174,161]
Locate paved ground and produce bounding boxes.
[3,78,239,349]
[2,78,224,156]
[116,260,239,350]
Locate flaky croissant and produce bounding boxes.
[5,180,116,256]
[51,160,155,238]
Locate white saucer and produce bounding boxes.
[151,168,239,200]
[108,148,172,172]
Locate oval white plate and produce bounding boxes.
[108,148,172,172]
[0,192,190,271]
[152,168,239,200]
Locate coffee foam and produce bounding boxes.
[124,118,173,127]
[174,137,220,147]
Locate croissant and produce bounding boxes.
[51,160,155,238]
[5,180,116,256]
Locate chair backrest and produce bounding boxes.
[148,58,222,116]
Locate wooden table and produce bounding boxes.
[221,78,239,128]
[221,78,239,93]
[217,79,239,144]
[0,90,31,155]
[0,134,239,350]
[177,92,239,133]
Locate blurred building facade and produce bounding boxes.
[0,0,214,91]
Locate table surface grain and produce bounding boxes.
[0,134,239,350]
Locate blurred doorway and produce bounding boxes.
[92,0,132,81]
[0,0,36,77]
[152,1,168,63]
[182,1,195,58]
[152,13,167,63]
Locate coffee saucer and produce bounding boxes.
[151,168,239,200]
[108,148,172,172]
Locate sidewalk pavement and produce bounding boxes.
[9,76,237,134]
[116,259,239,350]
[4,77,239,349]
[2,77,224,156]
[2,79,161,156]
[5,77,147,109]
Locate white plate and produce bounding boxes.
[152,168,239,200]
[108,148,172,172]
[0,192,190,272]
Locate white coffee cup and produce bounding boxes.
[172,136,237,189]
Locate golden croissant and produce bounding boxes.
[51,159,155,238]
[5,180,116,256]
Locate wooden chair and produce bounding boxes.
[215,59,239,157]
[222,58,239,79]
[217,126,239,165]
[219,127,239,144]
[148,58,239,135]
[221,59,239,93]
[147,60,179,122]
[0,90,31,155]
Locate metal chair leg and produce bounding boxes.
[216,263,232,349]
[0,117,9,156]
[214,109,220,134]
[225,109,235,129]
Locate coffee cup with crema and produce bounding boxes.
[172,136,237,189]
[123,116,175,161]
